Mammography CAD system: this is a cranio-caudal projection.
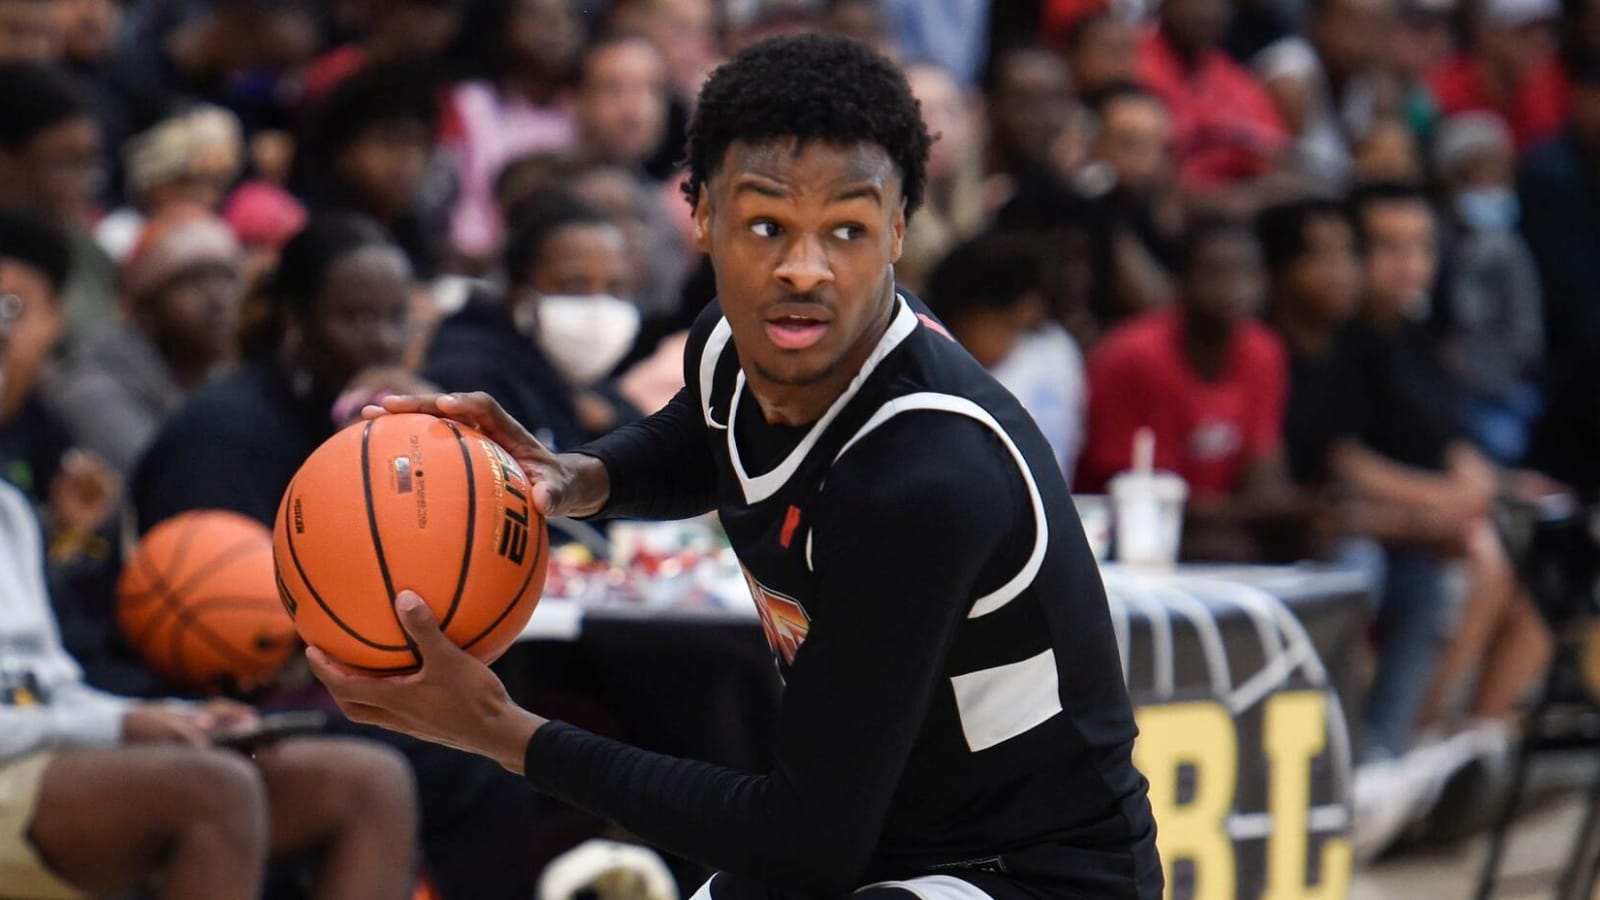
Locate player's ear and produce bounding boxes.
[693,185,712,253]
[888,198,906,264]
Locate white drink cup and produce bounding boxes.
[1109,469,1188,567]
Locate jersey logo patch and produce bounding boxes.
[742,568,811,665]
[917,313,955,341]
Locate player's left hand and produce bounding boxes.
[305,590,543,773]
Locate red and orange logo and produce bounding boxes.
[742,569,811,665]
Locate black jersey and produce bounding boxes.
[524,293,1161,898]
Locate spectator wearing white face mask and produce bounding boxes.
[1434,111,1545,464]
[423,192,645,451]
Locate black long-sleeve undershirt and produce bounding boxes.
[526,413,1022,893]
[572,387,720,522]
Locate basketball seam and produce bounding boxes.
[163,540,269,609]
[361,420,418,667]
[283,478,413,653]
[185,596,294,614]
[166,513,204,589]
[461,518,546,653]
[166,587,191,685]
[138,555,269,681]
[173,602,280,673]
[129,549,181,651]
[439,420,476,632]
[125,525,255,652]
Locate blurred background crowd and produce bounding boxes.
[3,0,1600,893]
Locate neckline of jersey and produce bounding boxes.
[725,293,919,505]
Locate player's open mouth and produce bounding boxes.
[764,314,829,351]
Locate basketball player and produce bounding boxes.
[312,34,1162,899]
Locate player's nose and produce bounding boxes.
[773,234,834,294]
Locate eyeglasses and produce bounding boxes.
[0,294,21,324]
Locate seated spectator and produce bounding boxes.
[294,61,447,280]
[1517,46,1600,374]
[106,0,321,161]
[132,213,543,899]
[1077,216,1304,560]
[1432,112,1544,465]
[1428,0,1567,153]
[0,233,418,898]
[94,104,243,263]
[1337,184,1550,765]
[1352,116,1425,185]
[0,63,117,353]
[986,46,1084,184]
[898,61,986,295]
[0,207,75,504]
[133,213,414,530]
[426,193,643,452]
[1080,83,1182,323]
[604,0,716,180]
[0,0,66,62]
[1065,11,1138,98]
[1135,0,1289,190]
[303,0,462,102]
[926,232,1087,479]
[446,0,583,265]
[1258,197,1363,493]
[575,32,671,179]
[1252,0,1399,187]
[47,205,243,477]
[0,478,419,900]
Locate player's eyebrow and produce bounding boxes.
[832,184,883,205]
[733,177,789,199]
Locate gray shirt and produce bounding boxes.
[0,480,129,765]
[44,327,187,477]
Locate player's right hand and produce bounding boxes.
[121,703,210,746]
[362,392,608,519]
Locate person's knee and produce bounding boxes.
[170,750,271,854]
[270,738,419,829]
[339,742,418,828]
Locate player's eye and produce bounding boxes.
[750,221,781,238]
[831,224,865,241]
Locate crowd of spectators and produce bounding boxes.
[4,0,1600,892]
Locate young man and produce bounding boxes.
[314,35,1162,899]
[0,62,117,353]
[1077,217,1304,561]
[575,32,672,178]
[0,228,420,900]
[1337,184,1549,764]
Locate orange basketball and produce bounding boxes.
[273,413,548,673]
[118,510,298,690]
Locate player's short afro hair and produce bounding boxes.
[682,34,931,219]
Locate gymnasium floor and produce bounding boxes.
[1354,754,1599,899]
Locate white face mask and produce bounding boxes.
[528,294,641,386]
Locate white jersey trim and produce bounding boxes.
[725,295,919,504]
[699,317,735,430]
[858,874,998,900]
[831,392,1049,619]
[695,874,995,900]
[949,647,1064,752]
